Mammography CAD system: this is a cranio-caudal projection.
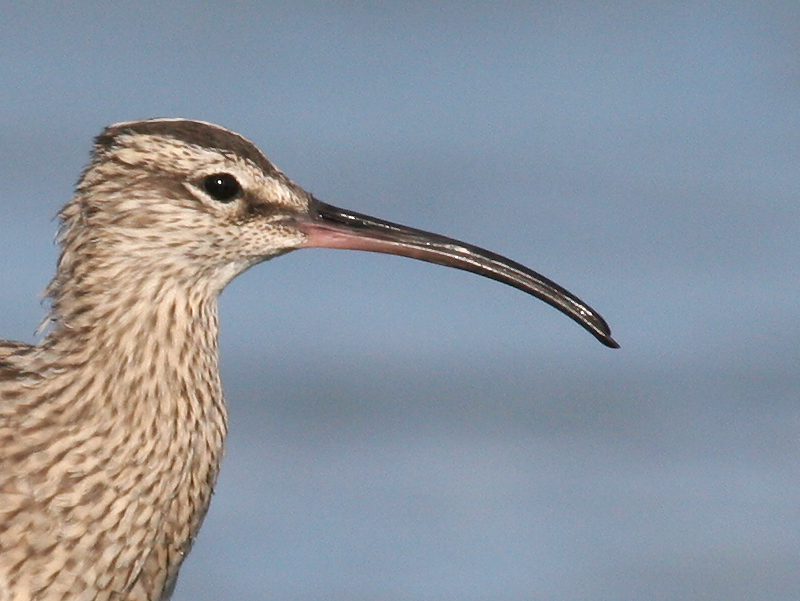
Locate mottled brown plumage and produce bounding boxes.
[0,119,617,600]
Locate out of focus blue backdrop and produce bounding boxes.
[2,3,798,600]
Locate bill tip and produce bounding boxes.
[601,334,620,349]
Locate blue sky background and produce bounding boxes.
[1,3,799,600]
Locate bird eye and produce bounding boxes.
[202,173,241,202]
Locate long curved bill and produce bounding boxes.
[292,198,618,348]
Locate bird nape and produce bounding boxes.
[0,118,618,601]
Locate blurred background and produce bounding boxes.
[1,2,798,600]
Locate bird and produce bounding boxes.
[0,118,618,600]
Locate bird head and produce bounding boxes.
[51,118,617,347]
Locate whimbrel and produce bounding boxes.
[0,119,618,600]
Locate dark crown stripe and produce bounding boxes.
[96,119,279,176]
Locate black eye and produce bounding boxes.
[202,173,241,202]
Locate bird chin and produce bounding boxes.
[215,259,262,290]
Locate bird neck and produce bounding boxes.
[28,273,229,596]
[43,270,227,424]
